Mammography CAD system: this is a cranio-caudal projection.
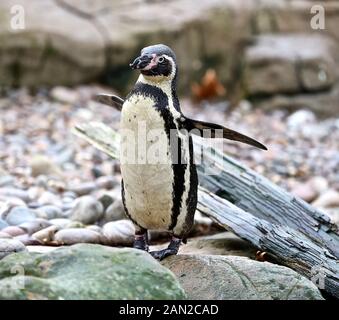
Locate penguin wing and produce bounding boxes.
[181,117,267,150]
[93,94,267,150]
[94,94,124,111]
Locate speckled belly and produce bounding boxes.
[120,95,174,230]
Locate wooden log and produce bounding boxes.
[194,139,339,258]
[197,187,339,299]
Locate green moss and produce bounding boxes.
[0,244,186,300]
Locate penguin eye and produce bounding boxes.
[158,56,165,63]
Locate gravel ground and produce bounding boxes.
[0,85,338,251]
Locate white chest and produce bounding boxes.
[120,94,174,230]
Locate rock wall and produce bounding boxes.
[0,0,339,114]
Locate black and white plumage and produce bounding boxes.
[95,44,267,260]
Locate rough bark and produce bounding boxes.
[194,139,339,258]
[197,187,339,299]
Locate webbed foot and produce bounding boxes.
[150,237,181,260]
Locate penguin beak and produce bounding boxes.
[129,54,154,70]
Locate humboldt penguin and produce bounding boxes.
[95,44,267,260]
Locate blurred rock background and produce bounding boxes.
[0,0,338,300]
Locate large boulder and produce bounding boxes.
[243,34,339,95]
[0,0,254,91]
[162,255,324,300]
[0,244,186,299]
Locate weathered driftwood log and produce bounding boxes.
[194,139,339,259]
[73,122,339,297]
[197,187,339,299]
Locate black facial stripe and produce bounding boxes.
[141,59,172,77]
[127,82,186,231]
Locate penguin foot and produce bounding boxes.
[150,237,181,260]
[133,233,149,252]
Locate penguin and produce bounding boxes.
[95,44,267,260]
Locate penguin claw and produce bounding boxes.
[149,248,178,260]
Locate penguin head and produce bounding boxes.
[130,44,177,81]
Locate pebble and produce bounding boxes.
[32,225,59,244]
[49,218,72,229]
[0,188,30,202]
[54,228,102,245]
[36,205,63,220]
[291,182,318,203]
[50,86,79,104]
[0,218,8,230]
[0,175,15,187]
[1,226,26,237]
[38,191,62,207]
[95,176,118,190]
[14,234,41,246]
[70,182,97,196]
[287,110,316,128]
[70,196,104,225]
[101,198,125,223]
[98,194,114,211]
[5,206,37,226]
[312,190,339,208]
[86,225,102,234]
[102,220,134,246]
[30,155,61,177]
[0,231,12,239]
[0,239,27,260]
[19,219,51,235]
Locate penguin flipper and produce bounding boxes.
[182,117,267,150]
[94,94,124,111]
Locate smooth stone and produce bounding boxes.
[36,205,63,220]
[49,218,72,229]
[54,228,102,245]
[0,175,14,187]
[0,239,27,260]
[0,245,185,299]
[19,219,51,235]
[1,226,26,237]
[5,206,37,226]
[291,183,318,203]
[0,218,8,230]
[14,234,41,246]
[162,255,324,300]
[95,176,118,190]
[102,220,134,246]
[0,188,30,202]
[98,194,114,211]
[70,182,97,196]
[32,225,59,244]
[312,190,339,208]
[101,198,125,223]
[37,192,62,207]
[86,225,102,234]
[65,221,85,229]
[30,155,62,177]
[70,196,104,225]
[179,232,257,257]
[0,232,12,239]
[287,110,316,128]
